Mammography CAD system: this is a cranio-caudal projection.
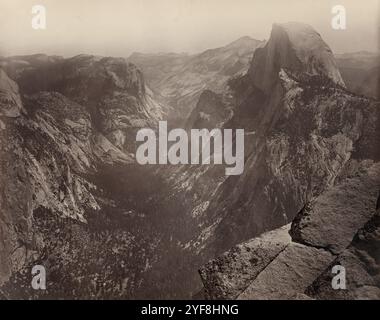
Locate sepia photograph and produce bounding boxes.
[0,0,379,308]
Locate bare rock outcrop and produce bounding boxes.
[0,56,158,290]
[199,225,291,299]
[237,243,333,299]
[249,22,345,95]
[306,198,380,299]
[0,69,23,117]
[199,162,380,299]
[197,23,379,300]
[128,36,265,120]
[185,90,232,130]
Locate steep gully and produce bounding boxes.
[1,23,379,299]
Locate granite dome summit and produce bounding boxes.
[0,21,379,299]
[249,22,346,94]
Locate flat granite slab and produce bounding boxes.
[199,224,291,299]
[237,242,334,300]
[290,163,380,254]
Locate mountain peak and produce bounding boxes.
[248,22,345,93]
[225,36,262,49]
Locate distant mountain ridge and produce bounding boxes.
[161,23,380,299]
[129,37,379,123]
[128,36,265,121]
[194,24,380,299]
[335,51,380,100]
[0,22,379,300]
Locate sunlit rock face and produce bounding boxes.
[0,22,379,300]
[197,23,379,299]
[2,54,166,153]
[0,69,24,117]
[201,163,380,300]
[0,54,160,290]
[249,22,345,95]
[179,22,378,259]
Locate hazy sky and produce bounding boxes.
[0,0,379,57]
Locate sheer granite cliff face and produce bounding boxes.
[198,23,380,300]
[0,22,379,300]
[249,22,345,95]
[0,65,118,285]
[185,90,232,130]
[0,56,164,293]
[170,23,379,262]
[1,54,165,153]
[0,54,211,299]
[128,37,265,121]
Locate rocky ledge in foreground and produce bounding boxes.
[199,161,380,299]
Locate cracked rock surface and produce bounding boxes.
[200,163,380,299]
